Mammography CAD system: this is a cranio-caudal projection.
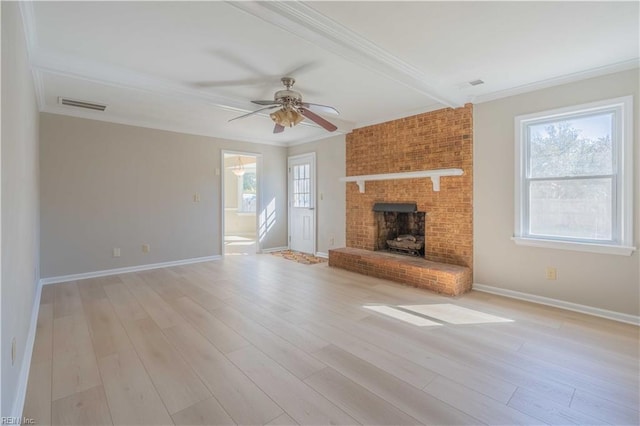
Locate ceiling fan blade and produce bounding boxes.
[300,107,338,132]
[301,103,339,115]
[283,62,317,79]
[228,105,278,122]
[251,100,279,106]
[193,77,270,88]
[274,124,285,134]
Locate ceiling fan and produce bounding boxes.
[229,77,339,134]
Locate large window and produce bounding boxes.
[514,96,634,255]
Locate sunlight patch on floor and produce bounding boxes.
[363,305,442,326]
[399,303,513,324]
[224,234,256,255]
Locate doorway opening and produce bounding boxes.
[222,151,261,255]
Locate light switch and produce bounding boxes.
[113,248,121,258]
[142,244,150,253]
[193,193,201,202]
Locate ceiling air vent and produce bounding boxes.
[58,97,107,111]
[468,79,484,86]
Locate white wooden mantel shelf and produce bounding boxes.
[339,168,464,193]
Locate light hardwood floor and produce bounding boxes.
[23,255,639,425]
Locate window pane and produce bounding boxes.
[238,171,256,213]
[243,172,256,194]
[529,178,612,240]
[528,113,613,178]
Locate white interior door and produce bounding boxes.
[288,153,316,254]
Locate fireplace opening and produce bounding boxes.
[373,203,425,256]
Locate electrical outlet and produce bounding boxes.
[193,193,201,202]
[112,248,121,258]
[142,244,150,253]
[546,267,557,280]
[11,337,16,366]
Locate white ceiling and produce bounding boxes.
[21,1,639,146]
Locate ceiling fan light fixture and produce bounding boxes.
[228,77,337,133]
[270,108,304,128]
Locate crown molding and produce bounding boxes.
[31,69,46,110]
[228,1,465,108]
[40,105,291,147]
[41,103,347,148]
[19,1,46,110]
[18,1,37,58]
[472,58,640,104]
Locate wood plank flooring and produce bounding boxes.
[23,255,639,425]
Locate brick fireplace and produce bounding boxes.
[329,104,473,296]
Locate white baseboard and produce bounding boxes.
[260,246,289,254]
[473,283,639,326]
[315,252,329,259]
[40,255,222,285]
[12,278,43,419]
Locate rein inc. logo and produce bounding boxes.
[1,418,35,425]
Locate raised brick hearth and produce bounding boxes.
[329,247,471,296]
[330,104,473,295]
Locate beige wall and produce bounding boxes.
[474,69,639,316]
[288,134,346,255]
[40,114,287,278]
[1,2,41,416]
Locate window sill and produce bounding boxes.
[512,237,636,256]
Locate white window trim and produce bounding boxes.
[514,95,635,256]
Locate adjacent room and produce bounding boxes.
[2,1,638,425]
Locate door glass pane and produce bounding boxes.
[292,163,311,208]
[529,178,612,240]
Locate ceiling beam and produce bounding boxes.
[229,1,467,108]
